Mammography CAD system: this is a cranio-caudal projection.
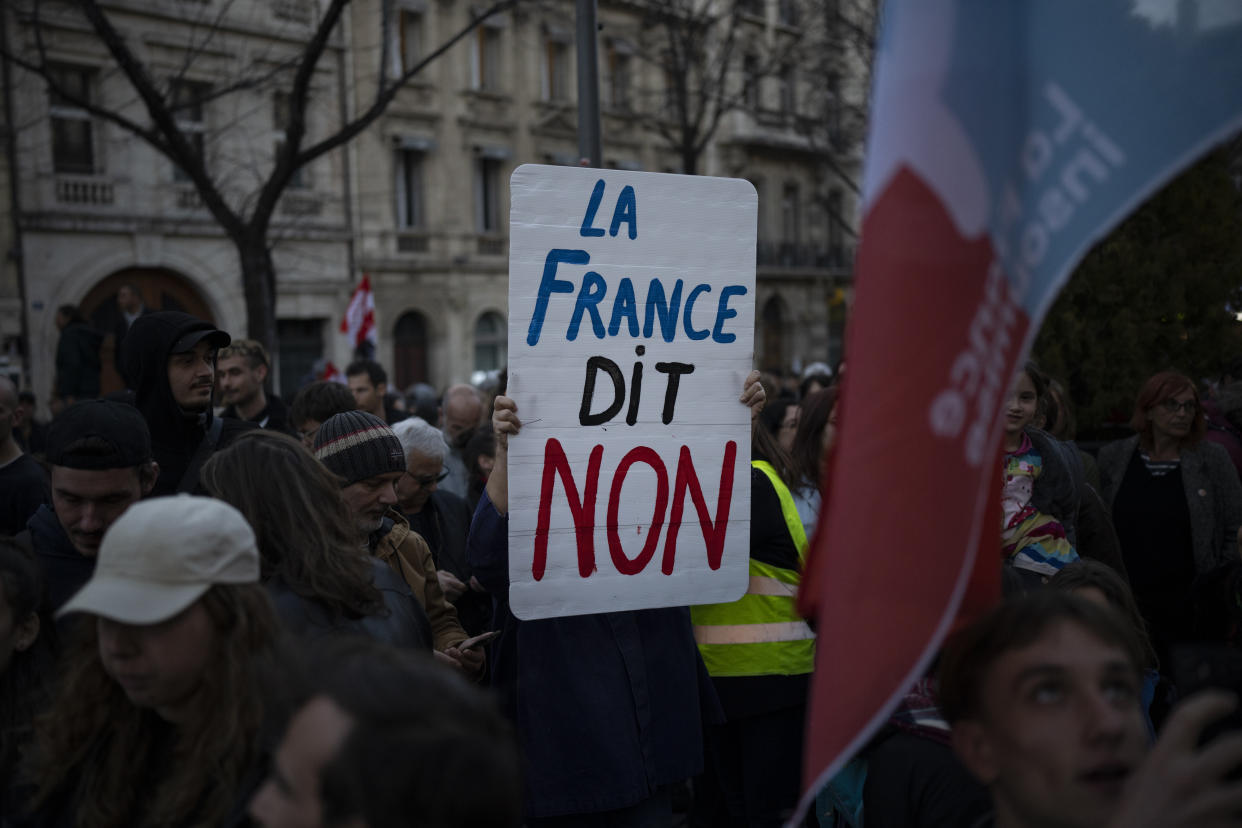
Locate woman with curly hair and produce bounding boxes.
[200,429,430,649]
[20,496,279,828]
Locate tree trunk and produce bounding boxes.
[682,143,699,175]
[235,234,278,357]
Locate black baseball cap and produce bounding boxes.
[172,327,230,354]
[46,400,153,470]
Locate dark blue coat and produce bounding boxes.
[22,505,95,619]
[468,492,719,818]
[267,557,432,650]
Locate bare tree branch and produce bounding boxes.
[294,0,519,168]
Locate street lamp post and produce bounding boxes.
[575,0,602,167]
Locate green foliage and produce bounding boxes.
[1032,148,1242,436]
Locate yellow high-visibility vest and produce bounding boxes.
[691,460,815,677]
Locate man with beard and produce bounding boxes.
[437,384,483,500]
[216,339,294,435]
[18,400,158,615]
[312,410,481,678]
[119,311,254,495]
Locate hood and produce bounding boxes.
[119,311,221,449]
[27,503,80,560]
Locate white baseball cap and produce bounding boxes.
[59,495,260,624]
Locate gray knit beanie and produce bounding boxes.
[313,410,407,485]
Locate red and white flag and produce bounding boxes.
[340,274,377,351]
[319,360,346,384]
[793,0,1242,822]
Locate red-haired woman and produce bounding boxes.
[1098,371,1242,667]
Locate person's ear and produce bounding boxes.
[951,720,1000,786]
[255,363,269,385]
[377,382,388,398]
[141,461,161,495]
[14,611,40,654]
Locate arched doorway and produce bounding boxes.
[393,310,429,391]
[78,267,215,395]
[760,296,787,374]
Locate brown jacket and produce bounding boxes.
[371,508,468,652]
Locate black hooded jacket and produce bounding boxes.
[119,312,254,496]
[19,504,95,626]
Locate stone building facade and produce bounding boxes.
[1,0,864,406]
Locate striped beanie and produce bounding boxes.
[312,410,407,485]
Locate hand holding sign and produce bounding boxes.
[507,165,757,620]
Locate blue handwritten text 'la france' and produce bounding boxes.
[526,179,748,347]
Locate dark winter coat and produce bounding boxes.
[20,504,95,624]
[118,312,254,496]
[113,305,152,375]
[1099,435,1242,575]
[266,557,432,650]
[0,454,48,537]
[1026,428,1084,546]
[220,393,295,437]
[54,322,103,400]
[468,492,714,818]
[406,489,491,637]
[1023,427,1129,574]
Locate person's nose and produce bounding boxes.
[78,502,106,533]
[98,618,139,658]
[378,481,399,507]
[1083,692,1130,745]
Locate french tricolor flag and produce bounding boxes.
[794,0,1242,822]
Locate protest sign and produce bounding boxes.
[506,164,756,620]
[794,0,1242,821]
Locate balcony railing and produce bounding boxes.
[757,241,853,270]
[280,193,323,216]
[176,187,204,210]
[55,176,114,206]
[477,236,507,256]
[396,232,430,253]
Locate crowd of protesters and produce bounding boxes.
[5,299,1242,827]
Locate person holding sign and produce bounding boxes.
[467,373,765,826]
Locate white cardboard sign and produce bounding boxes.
[506,164,756,620]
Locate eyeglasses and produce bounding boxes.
[405,469,450,487]
[1159,398,1198,415]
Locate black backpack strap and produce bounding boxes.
[177,417,224,494]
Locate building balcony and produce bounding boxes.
[54,175,115,206]
[280,192,324,217]
[476,235,507,257]
[757,241,853,273]
[396,231,430,254]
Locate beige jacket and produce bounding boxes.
[372,508,468,652]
